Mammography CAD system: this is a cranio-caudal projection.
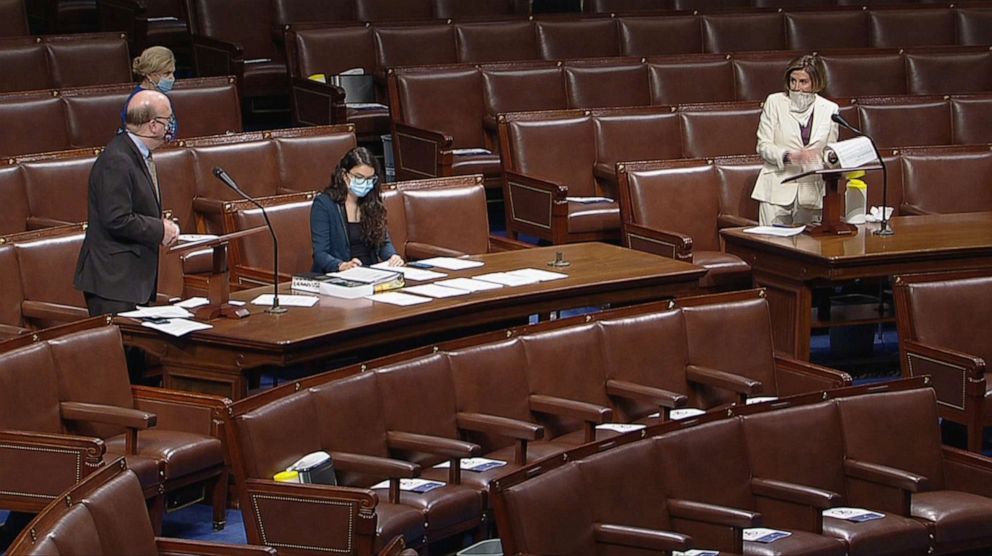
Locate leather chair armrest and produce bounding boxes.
[772,355,852,396]
[131,386,230,435]
[844,458,928,493]
[606,379,687,410]
[686,364,763,398]
[622,222,693,262]
[902,339,986,380]
[20,301,89,324]
[26,216,74,229]
[899,203,930,216]
[718,214,758,229]
[155,538,277,555]
[404,242,466,260]
[488,235,533,251]
[191,35,245,78]
[0,431,106,505]
[667,498,761,528]
[291,78,346,126]
[193,197,227,215]
[393,123,454,180]
[60,401,157,430]
[0,323,30,338]
[942,446,992,498]
[385,431,480,459]
[329,451,420,479]
[593,523,691,552]
[456,412,543,441]
[529,394,613,423]
[751,477,841,509]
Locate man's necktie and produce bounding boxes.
[146,154,160,204]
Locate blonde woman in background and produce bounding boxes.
[751,55,839,226]
[119,46,179,141]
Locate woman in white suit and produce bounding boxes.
[751,55,839,226]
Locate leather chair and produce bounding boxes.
[455,20,538,63]
[535,18,620,59]
[564,61,649,109]
[837,387,992,553]
[618,159,752,291]
[355,0,432,21]
[950,95,992,145]
[858,97,951,149]
[97,0,191,59]
[44,33,131,88]
[433,0,528,18]
[957,7,992,45]
[0,0,28,36]
[784,11,868,50]
[592,107,682,187]
[657,418,849,555]
[899,147,992,215]
[0,94,70,157]
[7,458,275,556]
[0,39,50,93]
[893,270,992,452]
[701,13,786,52]
[648,55,735,104]
[820,52,906,98]
[680,102,762,158]
[742,401,932,554]
[273,0,353,26]
[617,15,702,56]
[733,51,798,101]
[907,50,992,96]
[0,319,229,531]
[870,9,955,48]
[373,25,457,83]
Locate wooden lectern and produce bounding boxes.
[783,165,882,236]
[168,227,266,320]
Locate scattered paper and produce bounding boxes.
[371,478,445,493]
[403,284,470,298]
[745,396,778,405]
[176,297,244,308]
[668,408,707,420]
[434,278,503,292]
[251,294,319,307]
[673,551,720,556]
[329,266,399,283]
[366,291,432,306]
[346,102,388,110]
[451,148,492,156]
[596,423,646,433]
[743,226,806,237]
[433,458,507,472]
[566,196,614,204]
[823,507,885,522]
[473,272,540,287]
[506,268,568,281]
[417,257,484,270]
[120,306,192,319]
[743,528,791,543]
[372,262,446,281]
[140,318,212,337]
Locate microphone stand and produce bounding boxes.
[213,167,287,314]
[830,114,893,236]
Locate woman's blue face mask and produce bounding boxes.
[348,172,377,197]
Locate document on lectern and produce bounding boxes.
[824,136,876,168]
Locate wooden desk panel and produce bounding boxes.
[722,213,992,359]
[120,243,705,399]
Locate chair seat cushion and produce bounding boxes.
[822,512,931,555]
[912,490,992,546]
[566,200,620,234]
[374,501,427,550]
[372,484,483,534]
[744,529,846,556]
[106,430,223,481]
[450,153,501,178]
[692,250,752,289]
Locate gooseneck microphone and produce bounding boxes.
[213,167,287,314]
[830,113,892,236]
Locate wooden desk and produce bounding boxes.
[119,242,704,399]
[722,213,992,360]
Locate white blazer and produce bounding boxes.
[751,92,839,209]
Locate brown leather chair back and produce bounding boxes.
[400,178,489,256]
[702,13,785,52]
[236,389,322,480]
[191,141,281,201]
[870,9,955,48]
[564,62,648,109]
[680,103,762,158]
[535,19,619,60]
[273,0,353,26]
[13,232,88,328]
[0,165,29,235]
[901,149,992,214]
[715,159,762,224]
[275,131,357,193]
[0,0,27,37]
[502,114,597,196]
[617,16,701,56]
[356,0,433,21]
[374,25,457,72]
[188,0,275,60]
[482,65,565,116]
[957,7,992,45]
[394,67,486,148]
[46,34,131,89]
[951,96,992,145]
[784,11,868,50]
[648,56,734,105]
[232,195,316,277]
[821,52,906,98]
[291,26,376,79]
[381,187,407,256]
[594,109,682,167]
[21,155,95,226]
[907,51,992,95]
[900,274,992,365]
[576,440,672,530]
[0,342,64,433]
[858,99,950,149]
[0,95,69,157]
[435,0,526,18]
[624,162,723,252]
[0,41,50,92]
[455,21,538,63]
[732,52,796,101]
[657,419,755,509]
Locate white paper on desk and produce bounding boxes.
[371,262,446,281]
[596,423,646,433]
[251,294,318,307]
[473,272,539,287]
[366,291,432,306]
[345,102,388,110]
[743,226,806,237]
[673,550,721,556]
[417,257,484,270]
[825,136,876,168]
[403,284,470,298]
[648,408,706,421]
[329,266,399,283]
[174,297,244,308]
[507,268,568,281]
[140,318,212,337]
[746,396,778,405]
[566,196,614,204]
[451,147,492,156]
[119,305,192,319]
[434,278,503,292]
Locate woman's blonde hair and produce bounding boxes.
[782,54,827,94]
[132,46,175,78]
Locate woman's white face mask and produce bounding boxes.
[789,90,816,113]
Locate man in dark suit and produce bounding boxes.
[74,89,180,316]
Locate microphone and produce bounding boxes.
[829,113,893,236]
[213,166,287,314]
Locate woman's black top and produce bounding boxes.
[347,222,375,266]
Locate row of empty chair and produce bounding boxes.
[0,317,229,531]
[223,288,850,553]
[493,378,992,555]
[0,32,130,93]
[387,48,992,188]
[497,100,992,244]
[0,75,242,158]
[586,0,992,11]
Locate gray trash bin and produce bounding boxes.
[380,133,395,183]
[457,539,503,555]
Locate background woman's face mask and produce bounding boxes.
[348,175,376,197]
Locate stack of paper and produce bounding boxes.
[366,291,432,306]
[371,262,446,281]
[434,278,503,292]
[140,319,213,337]
[417,257,484,270]
[403,284,470,298]
[251,294,319,307]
